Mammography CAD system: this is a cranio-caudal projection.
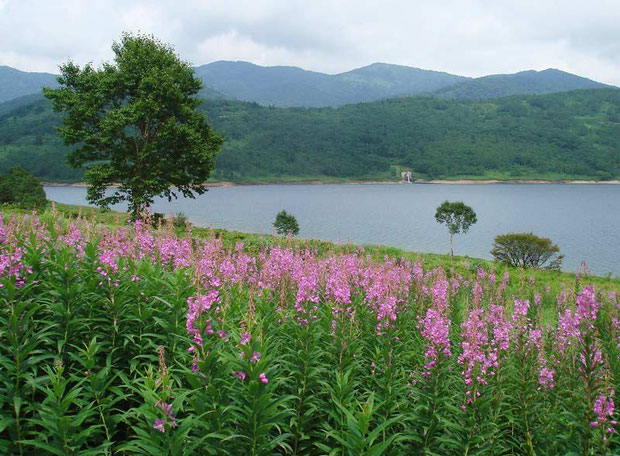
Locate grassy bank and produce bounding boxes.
[6,201,619,290]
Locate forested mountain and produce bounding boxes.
[434,69,614,100]
[3,61,615,107]
[0,66,58,103]
[193,61,468,107]
[1,89,619,182]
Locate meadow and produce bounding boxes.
[0,205,618,455]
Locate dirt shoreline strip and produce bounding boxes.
[43,179,620,188]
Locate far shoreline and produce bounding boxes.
[43,178,620,187]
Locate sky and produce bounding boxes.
[1,0,619,85]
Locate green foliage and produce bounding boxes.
[0,207,618,455]
[434,201,477,256]
[172,212,189,229]
[491,232,563,269]
[434,68,613,100]
[273,210,300,236]
[42,33,223,218]
[2,88,620,183]
[434,201,478,235]
[0,166,47,208]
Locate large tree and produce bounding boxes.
[44,33,222,219]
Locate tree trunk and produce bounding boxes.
[450,233,454,258]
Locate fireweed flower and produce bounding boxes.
[186,290,220,347]
[472,281,483,307]
[538,367,555,389]
[458,308,491,398]
[259,372,269,384]
[593,389,616,436]
[153,419,166,433]
[512,299,530,322]
[576,285,600,327]
[155,402,177,429]
[418,275,451,379]
[234,371,247,380]
[240,333,251,346]
[419,308,451,378]
[534,293,542,307]
[250,351,261,363]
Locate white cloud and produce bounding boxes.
[0,0,618,85]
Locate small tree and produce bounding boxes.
[491,233,563,270]
[434,201,477,257]
[273,210,300,237]
[43,32,223,220]
[0,167,47,208]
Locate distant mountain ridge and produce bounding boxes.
[0,66,58,104]
[433,68,614,100]
[193,61,469,107]
[0,61,616,107]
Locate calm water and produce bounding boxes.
[44,184,620,276]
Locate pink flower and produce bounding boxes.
[240,333,251,345]
[153,419,166,433]
[259,372,268,384]
[159,403,172,414]
[250,351,261,363]
[234,371,247,380]
[593,389,615,434]
[538,367,555,389]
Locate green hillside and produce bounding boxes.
[0,65,58,103]
[5,62,614,108]
[0,89,619,182]
[434,69,614,100]
[194,61,468,107]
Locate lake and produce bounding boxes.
[44,183,620,276]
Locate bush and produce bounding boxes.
[491,232,563,269]
[0,167,47,209]
[273,210,300,236]
[172,212,189,229]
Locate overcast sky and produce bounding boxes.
[1,0,619,85]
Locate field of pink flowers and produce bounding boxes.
[0,210,618,455]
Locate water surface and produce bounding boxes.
[44,183,620,276]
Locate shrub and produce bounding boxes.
[172,212,189,229]
[491,232,563,269]
[273,210,300,236]
[0,166,47,208]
